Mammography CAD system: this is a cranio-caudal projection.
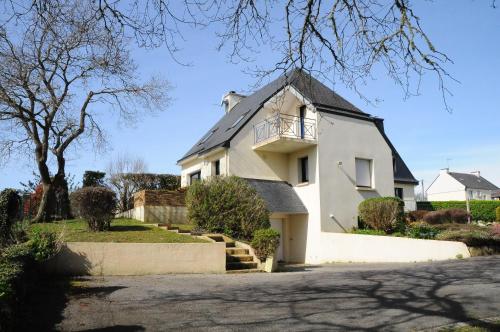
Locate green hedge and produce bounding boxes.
[417,201,500,222]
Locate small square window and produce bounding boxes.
[298,156,309,183]
[355,158,372,188]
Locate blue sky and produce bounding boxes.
[1,1,499,193]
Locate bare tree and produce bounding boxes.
[0,2,168,222]
[107,154,148,212]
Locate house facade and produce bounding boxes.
[178,70,418,264]
[426,169,499,201]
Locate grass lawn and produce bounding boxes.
[170,223,194,232]
[30,218,207,243]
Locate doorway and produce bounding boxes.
[270,218,284,262]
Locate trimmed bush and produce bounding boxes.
[496,206,500,222]
[417,201,500,222]
[251,228,280,261]
[0,189,21,246]
[423,208,470,225]
[358,197,404,232]
[406,210,429,222]
[186,176,270,241]
[70,187,117,231]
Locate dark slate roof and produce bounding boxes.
[244,178,308,214]
[373,119,419,185]
[448,172,499,190]
[178,69,366,162]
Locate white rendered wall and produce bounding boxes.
[180,150,227,187]
[317,113,395,232]
[395,182,417,211]
[427,172,466,201]
[308,233,470,264]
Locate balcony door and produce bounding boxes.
[299,106,306,139]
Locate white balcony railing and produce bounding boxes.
[254,113,316,145]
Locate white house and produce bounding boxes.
[177,69,418,264]
[426,168,499,201]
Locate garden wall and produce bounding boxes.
[307,233,470,264]
[44,242,226,275]
[115,189,188,224]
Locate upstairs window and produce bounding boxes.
[355,158,372,188]
[298,156,309,183]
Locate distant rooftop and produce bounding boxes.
[448,172,499,191]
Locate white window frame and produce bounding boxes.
[355,158,373,188]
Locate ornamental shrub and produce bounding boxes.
[358,197,404,232]
[405,222,440,239]
[496,206,500,222]
[251,228,280,261]
[70,187,117,231]
[186,176,270,240]
[491,224,500,237]
[0,189,21,247]
[406,210,429,222]
[436,229,499,247]
[423,208,470,224]
[417,201,500,222]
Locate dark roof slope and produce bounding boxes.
[448,172,499,190]
[178,69,366,162]
[244,178,307,214]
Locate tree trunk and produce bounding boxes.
[32,147,53,223]
[53,154,71,219]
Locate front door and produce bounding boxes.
[270,218,284,262]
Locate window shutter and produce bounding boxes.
[356,159,372,187]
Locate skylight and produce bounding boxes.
[199,128,217,145]
[229,112,249,129]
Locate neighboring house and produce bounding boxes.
[493,190,500,201]
[426,169,499,201]
[177,69,418,264]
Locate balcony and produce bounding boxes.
[253,113,317,153]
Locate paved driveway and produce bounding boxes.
[25,255,500,331]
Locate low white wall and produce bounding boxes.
[45,242,226,276]
[307,233,470,264]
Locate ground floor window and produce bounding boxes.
[214,160,221,176]
[395,187,404,200]
[189,171,201,184]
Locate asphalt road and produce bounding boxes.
[24,255,500,331]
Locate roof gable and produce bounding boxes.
[448,172,499,190]
[178,69,366,162]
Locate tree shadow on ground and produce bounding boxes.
[77,325,145,332]
[149,256,500,331]
[19,277,129,332]
[111,225,149,232]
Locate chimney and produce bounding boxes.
[471,171,481,178]
[440,168,449,175]
[222,91,245,113]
